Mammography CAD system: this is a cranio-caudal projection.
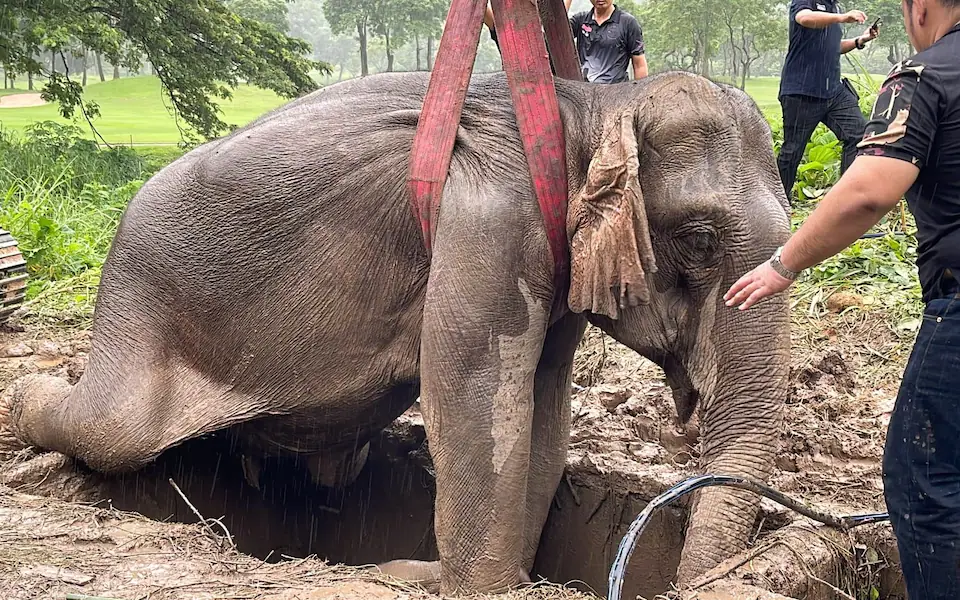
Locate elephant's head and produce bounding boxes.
[566,72,791,583]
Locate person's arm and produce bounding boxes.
[632,54,648,79]
[625,17,647,79]
[796,8,865,28]
[840,22,880,54]
[724,62,941,310]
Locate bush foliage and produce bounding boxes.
[0,121,182,323]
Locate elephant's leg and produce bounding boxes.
[521,312,587,571]
[414,193,552,594]
[304,441,371,488]
[3,358,269,474]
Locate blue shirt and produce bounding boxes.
[779,0,843,99]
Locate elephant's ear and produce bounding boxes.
[567,109,657,320]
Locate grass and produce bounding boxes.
[0,72,890,144]
[0,122,186,325]
[0,76,288,144]
[735,72,887,120]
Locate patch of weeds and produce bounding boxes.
[0,121,183,324]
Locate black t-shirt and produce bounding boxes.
[857,25,960,302]
[780,0,843,99]
[488,5,644,84]
[569,7,644,83]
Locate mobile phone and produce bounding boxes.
[872,16,882,29]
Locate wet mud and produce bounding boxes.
[0,316,909,598]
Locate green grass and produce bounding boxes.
[1,73,889,144]
[738,73,887,121]
[0,76,288,144]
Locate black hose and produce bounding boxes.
[607,474,890,600]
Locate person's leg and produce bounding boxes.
[776,95,825,204]
[823,86,867,175]
[883,294,960,600]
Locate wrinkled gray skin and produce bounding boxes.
[0,71,789,594]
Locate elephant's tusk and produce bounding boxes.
[607,474,890,600]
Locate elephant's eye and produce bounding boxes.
[674,223,722,268]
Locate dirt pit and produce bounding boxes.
[0,312,910,599]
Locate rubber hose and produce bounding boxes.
[607,474,889,600]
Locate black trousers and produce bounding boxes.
[777,87,866,203]
[883,288,960,599]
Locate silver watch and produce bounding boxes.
[769,246,799,281]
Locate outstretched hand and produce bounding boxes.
[723,261,794,311]
[842,10,867,24]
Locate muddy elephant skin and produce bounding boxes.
[1,71,790,595]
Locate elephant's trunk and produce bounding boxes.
[675,279,790,583]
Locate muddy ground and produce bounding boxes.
[0,300,909,599]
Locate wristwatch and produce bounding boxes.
[769,246,799,281]
[855,37,865,50]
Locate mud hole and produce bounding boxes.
[0,312,909,599]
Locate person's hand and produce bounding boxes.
[862,21,880,41]
[723,261,794,311]
[842,10,867,24]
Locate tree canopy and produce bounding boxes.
[0,0,330,140]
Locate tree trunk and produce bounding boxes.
[113,62,120,80]
[96,53,106,81]
[385,28,394,73]
[427,36,434,70]
[50,51,57,74]
[358,21,369,76]
[28,72,34,90]
[697,32,711,78]
[337,64,344,82]
[415,33,422,71]
[82,49,88,86]
[60,53,69,75]
[726,23,739,85]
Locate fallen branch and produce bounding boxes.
[168,477,236,551]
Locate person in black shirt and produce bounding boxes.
[777,0,879,203]
[725,0,960,596]
[484,0,647,82]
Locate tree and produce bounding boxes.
[288,0,359,79]
[224,0,290,32]
[0,0,329,140]
[404,0,444,71]
[324,0,373,76]
[851,0,912,66]
[722,0,784,89]
[639,0,727,77]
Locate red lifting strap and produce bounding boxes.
[407,0,580,316]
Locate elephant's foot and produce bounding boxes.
[0,374,71,458]
[304,442,370,489]
[0,374,72,457]
[368,560,532,594]
[0,381,24,457]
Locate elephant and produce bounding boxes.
[0,69,790,595]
